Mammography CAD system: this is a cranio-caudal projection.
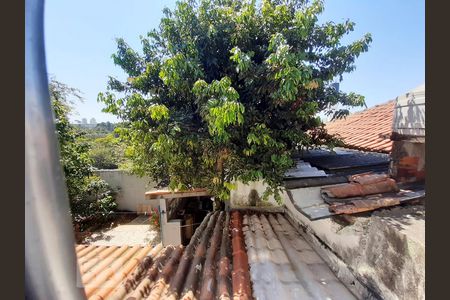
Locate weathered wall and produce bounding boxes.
[390,140,425,183]
[285,187,425,300]
[97,172,281,210]
[230,180,283,208]
[95,169,159,212]
[390,83,425,184]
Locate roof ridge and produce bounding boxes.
[327,100,395,124]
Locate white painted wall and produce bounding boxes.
[230,180,284,207]
[393,83,425,137]
[95,169,159,212]
[96,170,282,210]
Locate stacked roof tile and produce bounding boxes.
[325,101,395,153]
[76,211,355,300]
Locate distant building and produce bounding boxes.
[73,117,99,129]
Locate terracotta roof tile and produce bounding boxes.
[326,101,395,153]
[108,246,175,300]
[76,212,232,300]
[199,212,225,300]
[76,244,159,300]
[147,245,184,300]
[76,211,356,299]
[230,211,252,300]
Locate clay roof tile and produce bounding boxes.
[326,101,395,153]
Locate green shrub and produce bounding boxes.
[50,79,118,227]
[70,177,117,223]
[89,147,119,169]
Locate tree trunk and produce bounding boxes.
[213,198,224,211]
[214,148,230,211]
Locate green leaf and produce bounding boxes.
[98,0,372,203]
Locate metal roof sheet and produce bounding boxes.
[284,160,328,179]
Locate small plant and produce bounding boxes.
[150,207,160,227]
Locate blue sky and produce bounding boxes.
[44,0,424,123]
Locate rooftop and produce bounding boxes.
[242,212,356,299]
[325,101,395,153]
[76,211,357,300]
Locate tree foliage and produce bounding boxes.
[99,0,371,203]
[88,133,128,170]
[80,121,117,139]
[50,79,93,200]
[50,79,117,222]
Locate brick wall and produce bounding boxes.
[390,140,425,183]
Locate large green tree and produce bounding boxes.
[99,0,371,203]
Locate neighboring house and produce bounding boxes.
[325,84,425,183]
[325,101,395,153]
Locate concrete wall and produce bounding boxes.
[390,140,425,183]
[230,180,283,208]
[284,186,425,300]
[96,172,282,210]
[95,170,159,212]
[392,84,425,137]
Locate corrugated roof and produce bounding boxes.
[76,211,355,299]
[325,101,395,153]
[284,160,328,178]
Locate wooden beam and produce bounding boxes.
[145,188,210,200]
